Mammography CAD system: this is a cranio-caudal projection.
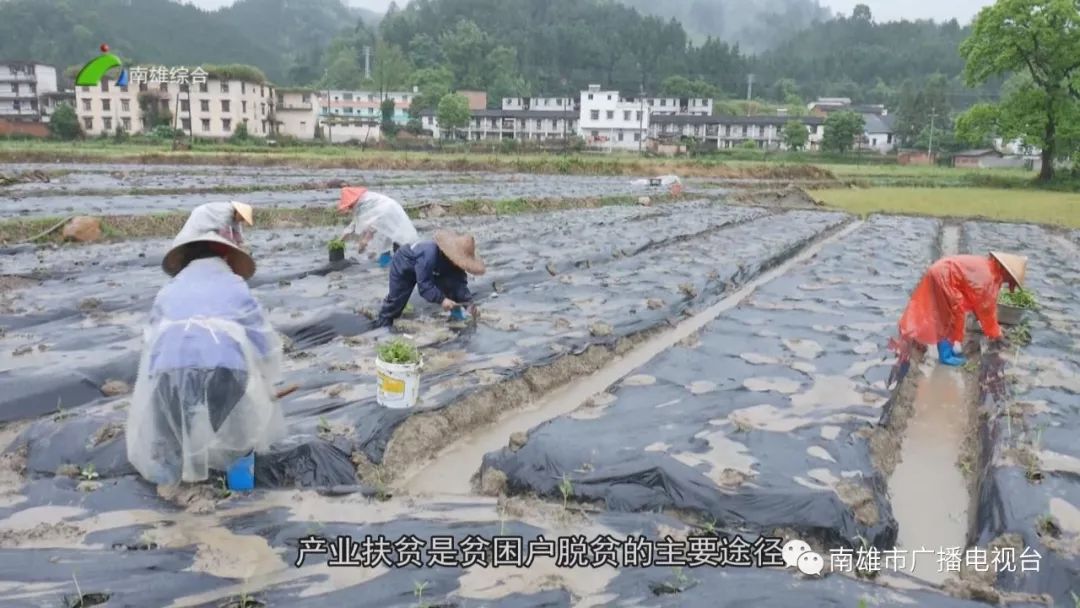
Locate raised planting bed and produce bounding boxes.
[480,215,943,552]
[962,221,1080,607]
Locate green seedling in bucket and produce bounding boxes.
[377,339,420,365]
[327,238,346,252]
[999,287,1038,310]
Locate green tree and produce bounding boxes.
[436,92,470,139]
[782,120,809,150]
[441,19,491,90]
[320,52,364,89]
[138,92,172,130]
[381,98,399,137]
[408,66,455,116]
[371,39,412,95]
[960,0,1080,180]
[48,103,81,140]
[660,76,723,100]
[822,111,865,153]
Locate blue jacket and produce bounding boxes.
[148,258,271,373]
[396,241,473,304]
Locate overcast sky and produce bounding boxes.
[184,0,994,23]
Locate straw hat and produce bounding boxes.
[434,230,486,276]
[338,187,368,212]
[163,206,256,279]
[990,251,1027,287]
[231,201,254,226]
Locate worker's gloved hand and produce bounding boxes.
[937,340,967,367]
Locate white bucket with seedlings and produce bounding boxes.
[375,338,422,409]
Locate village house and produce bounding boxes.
[76,68,275,139]
[318,88,416,127]
[577,84,713,151]
[420,107,579,141]
[502,96,576,112]
[650,114,825,151]
[274,88,318,140]
[0,61,59,121]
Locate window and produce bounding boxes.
[159,82,168,92]
[617,131,624,141]
[343,93,353,101]
[302,94,310,103]
[633,132,641,142]
[887,134,894,144]
[121,99,130,112]
[660,99,666,107]
[82,117,93,130]
[201,118,210,132]
[103,117,112,130]
[223,118,232,131]
[368,94,374,102]
[636,111,642,121]
[591,130,599,138]
[536,119,543,129]
[221,82,229,93]
[121,117,131,129]
[100,79,109,92]
[590,110,599,120]
[221,100,230,112]
[260,103,265,115]
[139,83,148,92]
[758,126,765,136]
[82,99,91,111]
[102,99,111,111]
[181,118,191,131]
[606,110,614,120]
[557,99,562,106]
[82,86,90,93]
[587,93,593,100]
[742,126,748,136]
[623,110,630,121]
[607,95,612,100]
[648,100,654,106]
[201,100,209,112]
[241,82,246,94]
[199,82,208,93]
[242,101,247,113]
[180,100,190,112]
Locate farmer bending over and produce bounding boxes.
[185,201,254,247]
[891,251,1027,371]
[376,230,486,328]
[125,205,284,485]
[337,187,419,267]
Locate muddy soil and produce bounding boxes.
[481,215,942,553]
[961,221,1080,606]
[1,163,699,219]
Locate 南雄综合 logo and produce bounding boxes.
[76,44,128,87]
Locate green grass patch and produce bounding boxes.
[813,187,1080,228]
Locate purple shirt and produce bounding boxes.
[148,258,270,373]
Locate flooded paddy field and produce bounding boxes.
[0,165,1076,607]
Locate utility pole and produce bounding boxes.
[746,74,754,116]
[638,83,645,153]
[928,108,937,160]
[363,46,371,81]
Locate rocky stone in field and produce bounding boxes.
[62,217,102,243]
[638,196,652,206]
[509,432,528,452]
[647,298,664,310]
[589,322,614,337]
[101,380,130,397]
[478,468,508,496]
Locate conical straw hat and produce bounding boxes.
[434,230,486,276]
[231,201,254,226]
[162,205,256,279]
[990,251,1027,287]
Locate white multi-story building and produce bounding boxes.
[0,61,58,121]
[650,114,826,150]
[76,71,275,138]
[275,88,318,140]
[577,84,713,151]
[502,97,575,112]
[319,89,416,125]
[420,108,578,141]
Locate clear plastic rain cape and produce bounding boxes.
[347,191,420,254]
[183,201,246,245]
[126,297,285,484]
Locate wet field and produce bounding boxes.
[0,164,1077,607]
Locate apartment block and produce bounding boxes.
[0,61,59,121]
[501,97,576,112]
[318,89,417,126]
[76,71,275,138]
[650,114,825,150]
[275,88,318,140]
[419,108,578,141]
[577,84,713,151]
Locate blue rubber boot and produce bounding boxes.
[937,340,966,366]
[377,251,393,268]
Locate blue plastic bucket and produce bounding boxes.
[226,452,255,491]
[449,307,468,322]
[377,252,393,268]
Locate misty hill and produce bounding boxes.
[0,0,363,84]
[618,0,833,53]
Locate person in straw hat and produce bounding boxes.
[181,201,254,247]
[375,229,486,328]
[125,204,285,485]
[337,186,419,267]
[889,251,1027,377]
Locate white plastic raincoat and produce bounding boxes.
[343,191,420,255]
[126,257,284,484]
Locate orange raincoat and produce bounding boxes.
[898,255,1006,345]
